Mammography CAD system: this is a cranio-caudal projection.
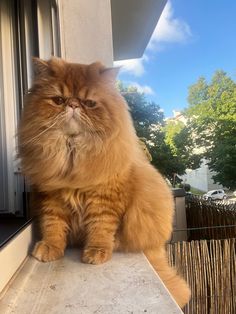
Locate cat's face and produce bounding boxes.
[25,58,123,141]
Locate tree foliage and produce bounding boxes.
[117,81,188,181]
[185,71,236,189]
[164,121,202,170]
[117,71,236,189]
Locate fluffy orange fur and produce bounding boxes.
[18,58,190,308]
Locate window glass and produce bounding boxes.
[0,0,60,245]
[0,0,21,214]
[37,0,61,59]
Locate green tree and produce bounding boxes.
[117,81,187,181]
[186,71,236,189]
[164,121,202,170]
[165,120,185,155]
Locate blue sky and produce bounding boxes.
[115,0,236,117]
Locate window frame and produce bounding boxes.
[0,0,61,246]
[0,0,22,215]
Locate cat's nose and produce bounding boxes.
[67,98,79,109]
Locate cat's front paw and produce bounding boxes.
[32,241,64,262]
[81,247,112,265]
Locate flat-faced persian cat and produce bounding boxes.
[18,58,190,308]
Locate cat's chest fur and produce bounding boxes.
[61,188,88,244]
[60,181,126,221]
[61,188,86,216]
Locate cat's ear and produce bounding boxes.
[33,57,65,78]
[100,66,121,83]
[32,57,49,77]
[48,57,65,73]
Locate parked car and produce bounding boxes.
[203,189,227,201]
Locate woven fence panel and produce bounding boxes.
[185,196,236,240]
[167,239,236,314]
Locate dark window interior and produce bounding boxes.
[0,0,60,248]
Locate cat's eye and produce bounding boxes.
[52,96,65,105]
[83,99,96,108]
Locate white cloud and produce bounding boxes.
[148,1,192,50]
[114,55,148,77]
[114,2,192,76]
[129,82,154,95]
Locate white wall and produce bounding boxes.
[207,170,224,191]
[181,159,224,192]
[181,164,208,192]
[59,0,113,66]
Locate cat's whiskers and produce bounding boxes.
[22,108,106,150]
[87,127,105,149]
[79,113,107,139]
[79,115,103,140]
[21,112,66,146]
[79,113,93,129]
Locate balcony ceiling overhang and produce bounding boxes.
[111,0,167,61]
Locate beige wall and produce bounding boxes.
[59,0,113,66]
[181,159,224,192]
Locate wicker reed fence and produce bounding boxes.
[167,195,236,313]
[167,239,236,314]
[185,195,236,240]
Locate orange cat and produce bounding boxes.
[18,58,190,308]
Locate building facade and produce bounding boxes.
[181,159,224,192]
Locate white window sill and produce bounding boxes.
[0,222,33,293]
[0,228,182,313]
